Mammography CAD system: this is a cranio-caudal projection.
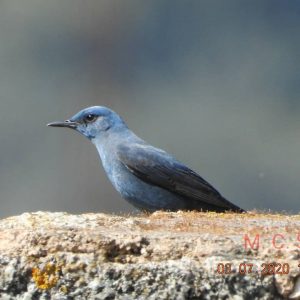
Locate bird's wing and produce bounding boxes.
[117,143,241,211]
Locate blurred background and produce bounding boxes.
[0,0,299,218]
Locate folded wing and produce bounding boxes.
[117,144,244,212]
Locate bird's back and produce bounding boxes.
[114,141,244,212]
[94,128,244,212]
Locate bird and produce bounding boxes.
[48,106,245,213]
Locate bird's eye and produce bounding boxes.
[85,114,97,123]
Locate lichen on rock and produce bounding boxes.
[0,211,299,299]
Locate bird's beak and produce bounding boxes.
[47,120,78,129]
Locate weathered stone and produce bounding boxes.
[0,211,299,299]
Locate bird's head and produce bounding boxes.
[48,106,126,140]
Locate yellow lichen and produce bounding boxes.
[60,285,68,294]
[32,261,62,290]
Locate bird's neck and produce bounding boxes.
[92,127,138,158]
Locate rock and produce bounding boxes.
[0,211,300,299]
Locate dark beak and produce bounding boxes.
[47,120,78,129]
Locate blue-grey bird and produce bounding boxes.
[48,106,245,213]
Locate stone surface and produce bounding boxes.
[0,211,300,299]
